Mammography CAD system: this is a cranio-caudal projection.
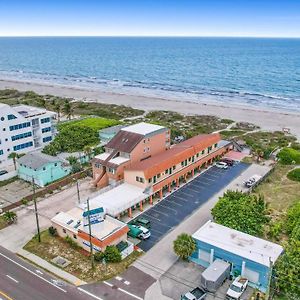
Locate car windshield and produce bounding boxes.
[230,284,242,292]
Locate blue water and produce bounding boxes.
[0,37,299,111]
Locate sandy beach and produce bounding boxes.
[0,78,299,140]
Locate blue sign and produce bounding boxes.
[83,207,104,226]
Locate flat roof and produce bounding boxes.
[109,156,130,165]
[94,153,111,161]
[51,207,127,241]
[193,221,283,267]
[122,122,166,136]
[13,104,55,117]
[81,183,147,217]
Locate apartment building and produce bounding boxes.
[92,122,170,188]
[0,103,56,166]
[124,133,231,195]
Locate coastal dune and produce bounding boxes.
[1,79,299,140]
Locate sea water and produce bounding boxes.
[0,37,299,111]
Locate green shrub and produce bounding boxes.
[94,251,105,262]
[65,236,80,249]
[287,168,300,182]
[48,226,57,236]
[277,148,300,165]
[104,245,122,263]
[285,202,300,235]
[268,221,283,241]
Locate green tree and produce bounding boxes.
[104,245,122,263]
[173,233,196,260]
[211,190,269,235]
[274,239,300,299]
[3,211,17,224]
[8,152,18,170]
[83,146,93,161]
[63,100,74,120]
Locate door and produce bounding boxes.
[243,267,260,284]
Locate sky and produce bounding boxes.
[0,0,300,37]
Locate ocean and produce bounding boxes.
[0,37,299,111]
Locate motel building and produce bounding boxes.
[51,206,134,258]
[88,122,232,219]
[190,221,284,293]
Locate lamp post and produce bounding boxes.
[86,198,95,269]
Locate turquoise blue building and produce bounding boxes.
[18,152,71,187]
[190,221,283,293]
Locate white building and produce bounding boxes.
[0,103,57,166]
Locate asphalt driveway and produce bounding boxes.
[136,162,250,251]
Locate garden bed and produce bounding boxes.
[23,230,142,282]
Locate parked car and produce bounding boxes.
[127,224,151,240]
[137,225,151,240]
[181,287,206,300]
[226,276,248,300]
[244,175,262,188]
[130,217,151,229]
[214,162,228,169]
[221,158,234,166]
[0,170,8,176]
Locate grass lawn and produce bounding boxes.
[24,230,142,282]
[58,117,120,131]
[0,215,8,230]
[219,129,245,139]
[254,165,300,214]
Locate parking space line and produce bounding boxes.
[172,195,189,202]
[156,203,178,214]
[163,198,183,207]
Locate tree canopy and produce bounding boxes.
[211,190,269,236]
[173,233,196,260]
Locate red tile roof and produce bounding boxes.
[127,133,221,178]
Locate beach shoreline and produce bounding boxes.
[0,78,299,139]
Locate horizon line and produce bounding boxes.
[0,35,300,39]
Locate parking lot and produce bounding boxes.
[136,162,250,251]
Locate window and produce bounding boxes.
[54,163,57,167]
[42,127,51,133]
[108,167,115,174]
[95,163,101,168]
[188,157,191,162]
[202,150,205,154]
[173,165,176,170]
[11,131,32,141]
[41,117,50,124]
[214,143,218,148]
[7,114,17,120]
[42,136,52,143]
[0,150,3,155]
[63,228,66,234]
[13,141,33,151]
[148,178,152,183]
[43,167,46,171]
[73,234,77,239]
[157,173,161,178]
[165,169,169,174]
[136,176,144,183]
[196,153,199,158]
[9,122,31,131]
[0,117,4,121]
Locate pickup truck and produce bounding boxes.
[226,276,248,300]
[181,287,206,300]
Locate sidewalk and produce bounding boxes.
[18,248,86,286]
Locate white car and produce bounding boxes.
[244,175,262,188]
[214,161,228,169]
[226,276,248,300]
[137,225,151,240]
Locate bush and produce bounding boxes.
[104,245,122,263]
[287,168,300,182]
[211,191,269,236]
[277,148,300,165]
[285,202,300,235]
[94,251,105,262]
[48,226,57,236]
[65,236,80,249]
[173,233,196,260]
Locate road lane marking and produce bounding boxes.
[103,281,143,300]
[5,275,18,283]
[0,252,67,293]
[77,287,103,300]
[0,290,14,300]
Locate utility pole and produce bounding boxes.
[32,176,41,243]
[86,198,95,269]
[76,180,81,204]
[266,257,273,300]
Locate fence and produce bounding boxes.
[2,168,92,212]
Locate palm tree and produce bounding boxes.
[54,101,62,122]
[63,100,74,120]
[8,152,18,170]
[83,146,93,161]
[173,233,196,260]
[3,211,17,224]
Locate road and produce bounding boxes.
[0,246,95,300]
